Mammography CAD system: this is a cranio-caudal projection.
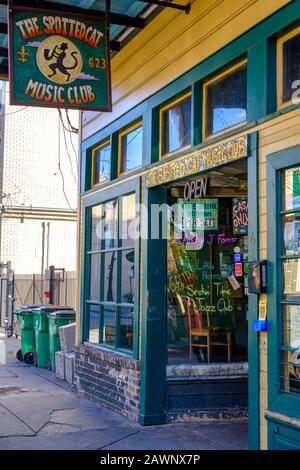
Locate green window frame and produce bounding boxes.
[80,178,140,359]
[267,145,300,422]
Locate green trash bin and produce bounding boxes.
[15,304,40,363]
[48,310,76,371]
[32,306,73,369]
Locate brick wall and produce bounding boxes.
[0,86,78,274]
[75,344,141,422]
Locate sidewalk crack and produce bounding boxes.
[97,430,141,450]
[0,402,36,434]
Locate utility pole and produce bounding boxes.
[49,265,55,305]
[46,222,50,269]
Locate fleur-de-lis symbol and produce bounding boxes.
[17,46,29,63]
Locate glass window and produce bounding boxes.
[103,251,117,302]
[278,28,300,106]
[88,305,100,344]
[90,205,102,252]
[167,171,249,366]
[119,306,134,350]
[121,193,136,248]
[161,94,191,156]
[120,123,143,174]
[280,165,300,395]
[89,254,100,300]
[283,259,300,301]
[283,305,300,350]
[103,305,116,346]
[282,166,300,211]
[121,250,135,304]
[85,193,136,352]
[282,213,300,256]
[92,143,111,186]
[204,61,247,137]
[103,200,118,249]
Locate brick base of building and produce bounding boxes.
[75,344,140,422]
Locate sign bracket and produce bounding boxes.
[139,0,191,14]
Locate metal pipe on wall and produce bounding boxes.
[41,222,45,300]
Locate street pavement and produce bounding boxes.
[0,337,248,450]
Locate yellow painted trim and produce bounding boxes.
[91,140,111,188]
[202,58,248,140]
[277,25,300,110]
[81,0,290,139]
[118,120,143,176]
[159,91,192,159]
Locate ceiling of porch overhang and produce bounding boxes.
[45,0,150,40]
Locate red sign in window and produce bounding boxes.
[235,263,243,277]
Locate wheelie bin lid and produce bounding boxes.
[32,305,74,312]
[21,304,41,310]
[15,304,41,315]
[48,310,76,317]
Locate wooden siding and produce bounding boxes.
[81,0,290,140]
[258,107,300,448]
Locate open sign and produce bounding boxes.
[184,177,210,201]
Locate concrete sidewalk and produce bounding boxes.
[0,337,248,450]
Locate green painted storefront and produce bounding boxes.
[77,0,300,450]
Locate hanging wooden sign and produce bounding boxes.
[8,4,112,111]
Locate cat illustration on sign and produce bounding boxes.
[44,42,78,82]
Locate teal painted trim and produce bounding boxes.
[139,185,167,425]
[81,0,300,158]
[267,37,277,115]
[143,109,152,167]
[151,107,160,164]
[81,177,141,360]
[267,144,300,436]
[139,413,166,426]
[82,100,149,152]
[267,417,300,450]
[266,414,300,434]
[80,206,90,343]
[81,101,300,196]
[80,149,87,194]
[110,132,119,181]
[132,180,141,360]
[82,177,140,208]
[192,81,202,146]
[247,41,268,121]
[83,148,92,193]
[247,131,260,450]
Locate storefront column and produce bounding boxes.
[247,132,260,449]
[139,185,167,425]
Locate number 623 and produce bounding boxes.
[88,57,106,69]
